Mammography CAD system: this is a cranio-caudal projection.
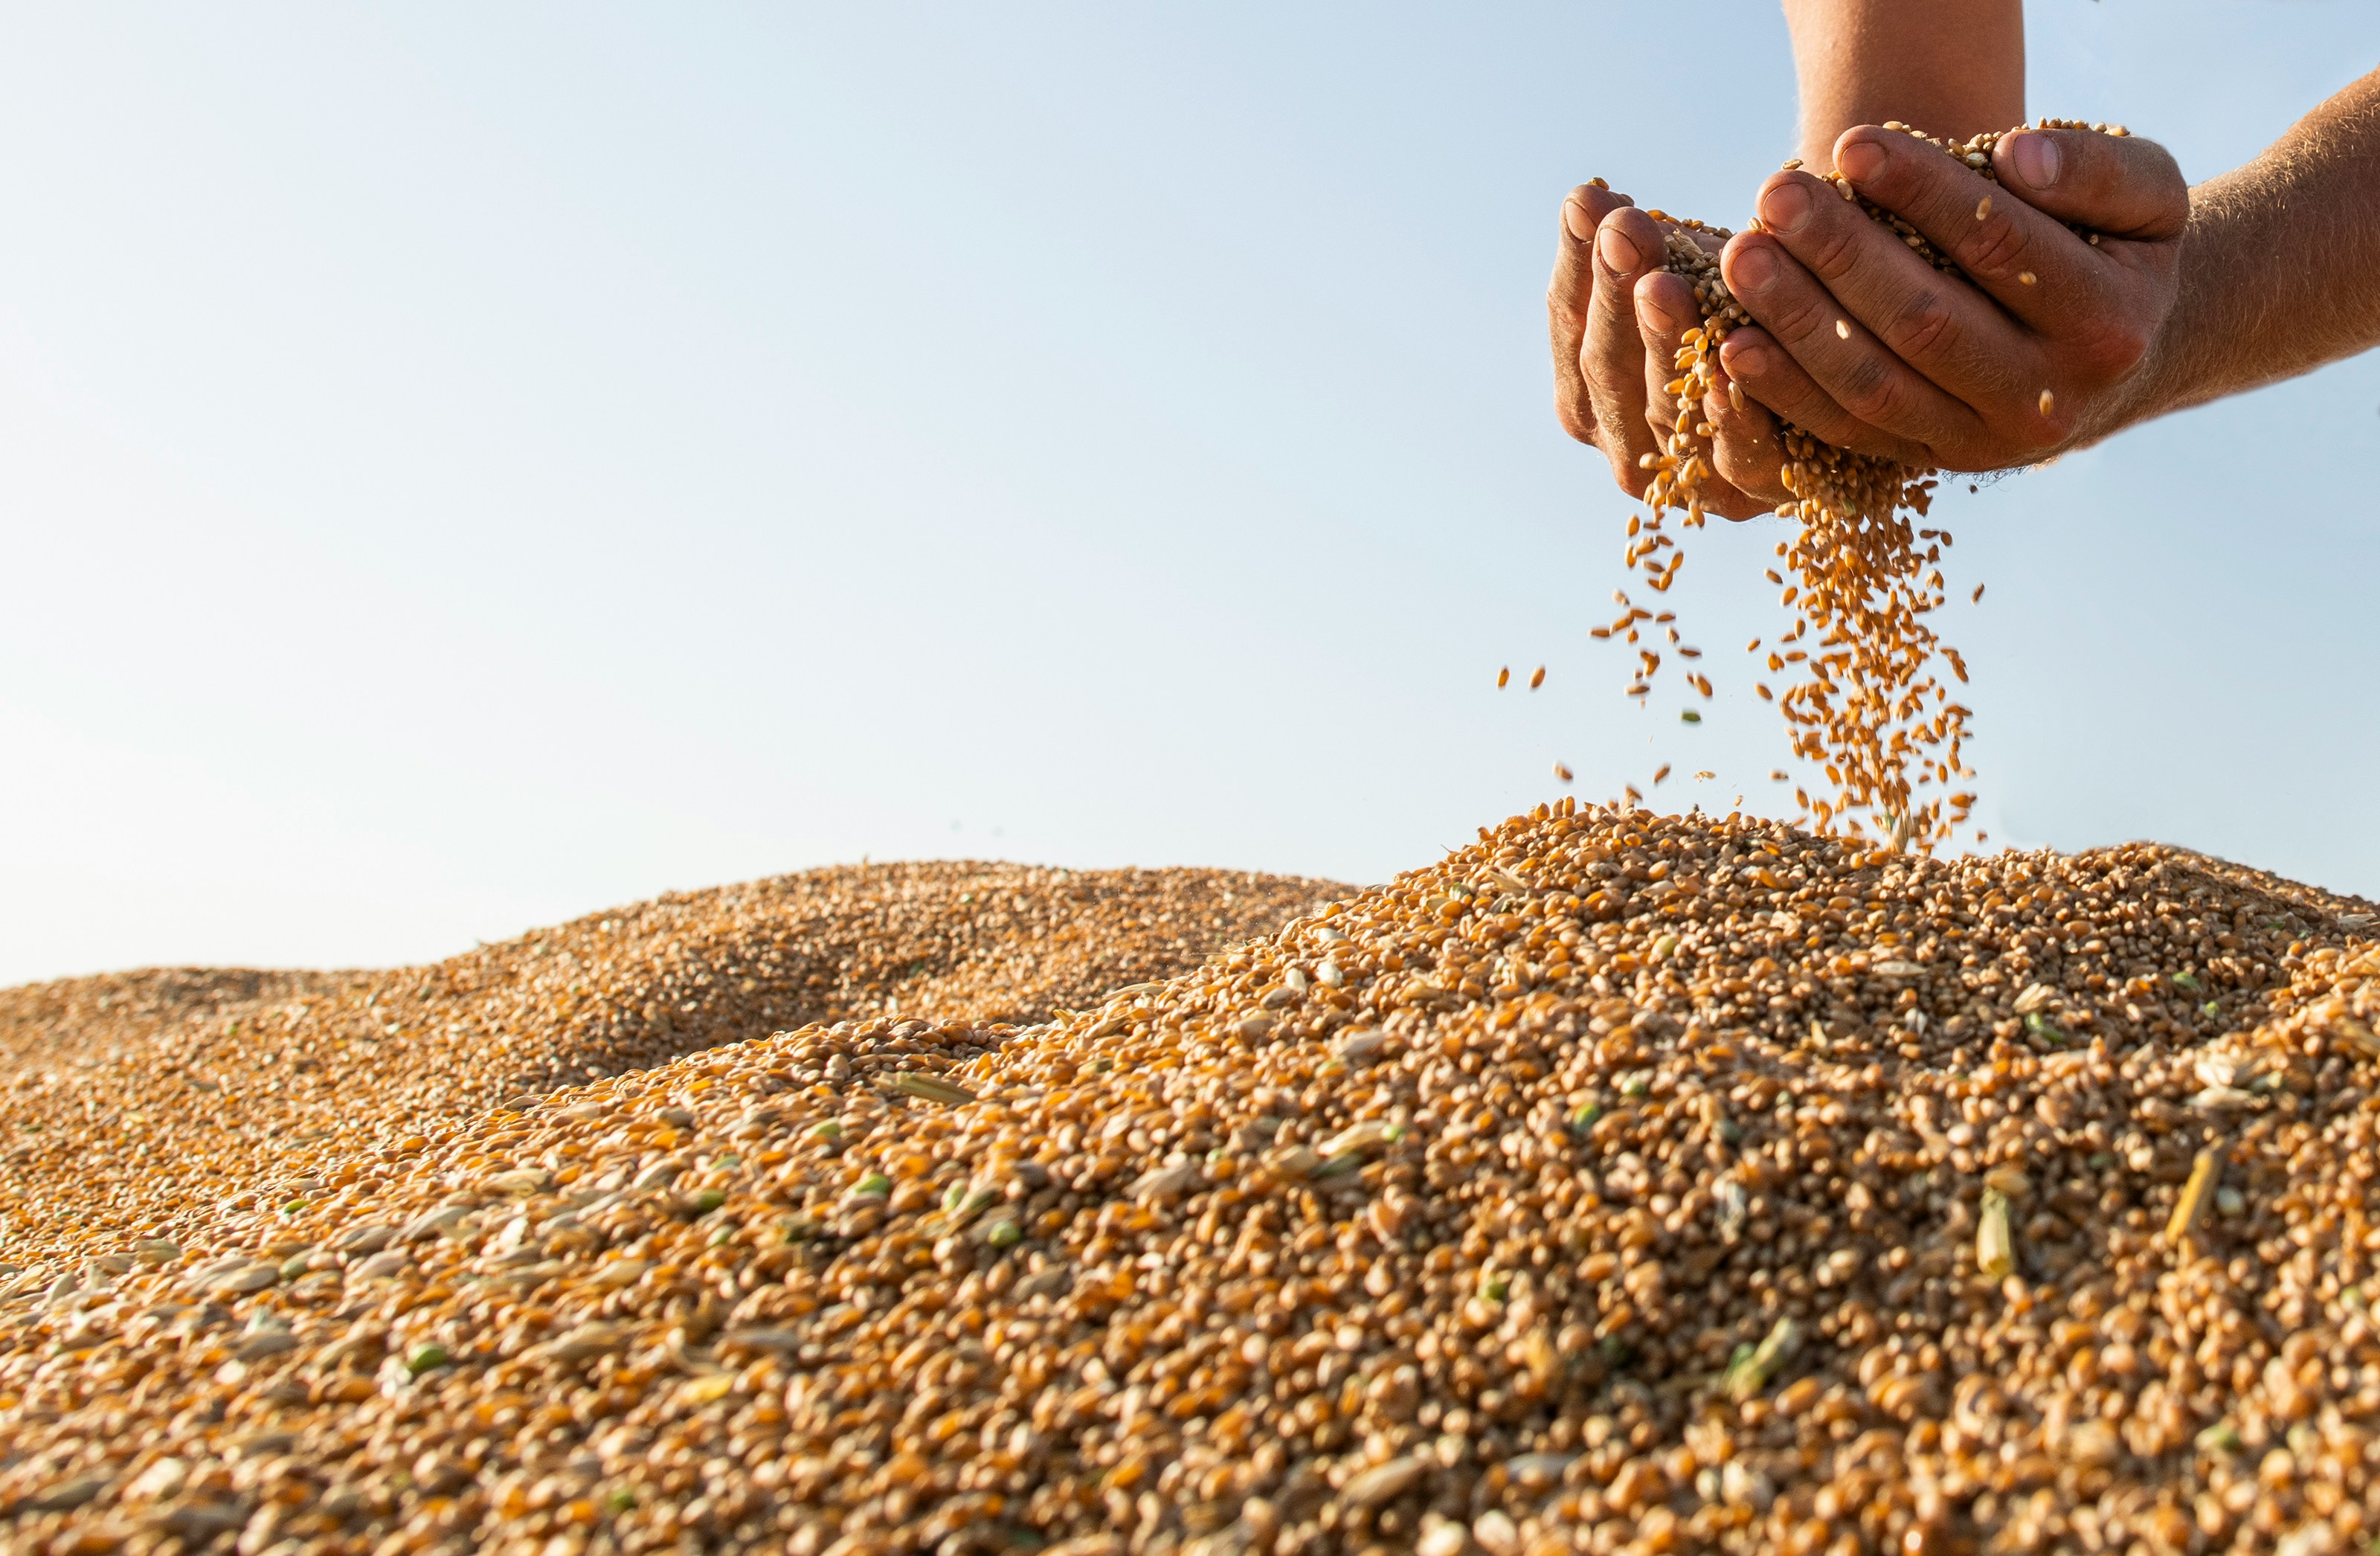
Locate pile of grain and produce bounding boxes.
[0,862,1339,1261]
[1610,121,2129,852]
[4,804,2377,1556]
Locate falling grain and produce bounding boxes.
[1604,122,2125,853]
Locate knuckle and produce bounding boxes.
[1800,217,1868,281]
[1885,292,1959,364]
[1961,220,2031,280]
[1760,292,1830,346]
[1832,356,1905,427]
[1746,369,1815,422]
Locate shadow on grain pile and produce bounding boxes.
[1,808,2377,1556]
[0,862,1344,1260]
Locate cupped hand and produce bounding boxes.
[1548,184,1772,519]
[1706,123,2189,485]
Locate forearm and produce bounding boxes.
[1781,0,2025,170]
[2124,68,2380,428]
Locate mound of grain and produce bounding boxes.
[2,806,2377,1556]
[0,861,1341,1261]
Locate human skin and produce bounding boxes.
[1705,123,2188,495]
[1708,65,2380,495]
[1558,13,2380,507]
[1548,0,2024,517]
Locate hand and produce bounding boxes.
[1705,123,2190,486]
[1548,184,1771,519]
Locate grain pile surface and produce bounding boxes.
[0,862,1339,1262]
[5,808,2380,1556]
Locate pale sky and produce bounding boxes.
[3,3,2374,986]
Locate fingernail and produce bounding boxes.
[1596,225,1642,273]
[1757,181,1812,235]
[1638,289,1679,332]
[1563,198,1595,242]
[1837,138,1885,184]
[2013,133,2060,189]
[1729,245,1778,293]
[1722,339,1772,377]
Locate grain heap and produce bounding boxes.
[0,862,1337,1261]
[5,802,2379,1556]
[1608,121,2130,852]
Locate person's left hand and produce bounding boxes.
[1687,122,2190,500]
[1549,182,1772,519]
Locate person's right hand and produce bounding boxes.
[1708,124,2190,483]
[1549,185,1774,521]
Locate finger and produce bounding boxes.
[1740,167,2041,422]
[1828,127,2135,333]
[1714,324,1934,466]
[1631,270,1767,520]
[1634,270,1695,441]
[1720,227,1985,456]
[1993,126,2189,242]
[1583,205,1667,492]
[1696,350,1793,510]
[1548,181,1633,446]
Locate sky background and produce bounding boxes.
[2,2,2375,986]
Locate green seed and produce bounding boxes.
[692,1188,726,1214]
[405,1343,450,1377]
[808,1120,843,1142]
[855,1172,892,1198]
[1680,710,1702,723]
[1723,1316,1801,1401]
[892,1073,977,1106]
[986,1219,1023,1249]
[2172,970,2204,993]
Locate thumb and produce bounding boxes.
[1993,126,2188,242]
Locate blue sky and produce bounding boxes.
[2,3,2373,983]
